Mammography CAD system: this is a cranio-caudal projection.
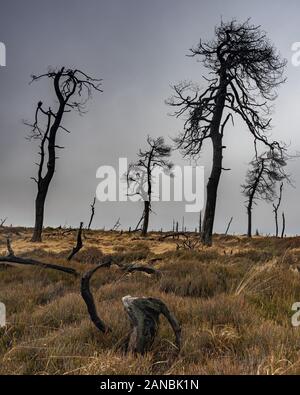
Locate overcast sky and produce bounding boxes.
[0,0,300,235]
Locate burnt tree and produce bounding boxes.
[272,182,284,237]
[27,67,102,242]
[127,136,173,237]
[88,197,96,230]
[167,19,286,245]
[242,151,288,237]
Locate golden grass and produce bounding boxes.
[1,228,300,375]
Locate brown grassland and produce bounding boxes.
[1,227,300,375]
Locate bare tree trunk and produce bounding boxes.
[31,190,47,242]
[31,96,64,242]
[247,204,252,238]
[201,74,227,246]
[274,211,279,237]
[142,201,150,236]
[281,212,286,238]
[88,197,96,230]
[225,217,233,235]
[202,134,223,246]
[246,164,264,238]
[273,183,283,237]
[199,211,202,235]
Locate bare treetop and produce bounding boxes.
[30,67,102,114]
[27,67,102,242]
[167,19,287,158]
[193,19,286,98]
[242,149,290,204]
[167,19,287,245]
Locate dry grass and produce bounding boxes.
[1,228,300,375]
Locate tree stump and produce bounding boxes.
[122,295,181,354]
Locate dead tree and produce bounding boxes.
[0,238,78,276]
[67,222,83,261]
[242,150,289,237]
[225,217,233,235]
[281,212,286,238]
[88,197,96,230]
[272,182,283,237]
[127,136,173,237]
[199,211,202,235]
[0,240,179,355]
[111,218,121,231]
[122,296,181,354]
[27,67,102,242]
[175,233,201,250]
[167,19,286,245]
[0,218,7,227]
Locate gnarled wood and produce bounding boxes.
[122,295,181,354]
[0,239,78,276]
[81,263,111,333]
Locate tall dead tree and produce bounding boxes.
[127,136,173,237]
[272,182,284,237]
[167,19,286,245]
[88,197,96,230]
[27,67,102,242]
[242,151,288,237]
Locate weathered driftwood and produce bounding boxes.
[0,239,79,276]
[122,295,181,354]
[67,222,83,261]
[80,263,111,333]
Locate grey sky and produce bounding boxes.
[0,0,300,235]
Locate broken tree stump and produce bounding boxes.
[122,295,181,354]
[67,222,83,261]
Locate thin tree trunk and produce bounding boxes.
[199,211,202,234]
[225,217,233,235]
[281,212,286,238]
[274,212,279,237]
[142,201,150,236]
[88,197,96,230]
[247,205,252,238]
[246,162,265,238]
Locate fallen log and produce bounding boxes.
[0,239,79,276]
